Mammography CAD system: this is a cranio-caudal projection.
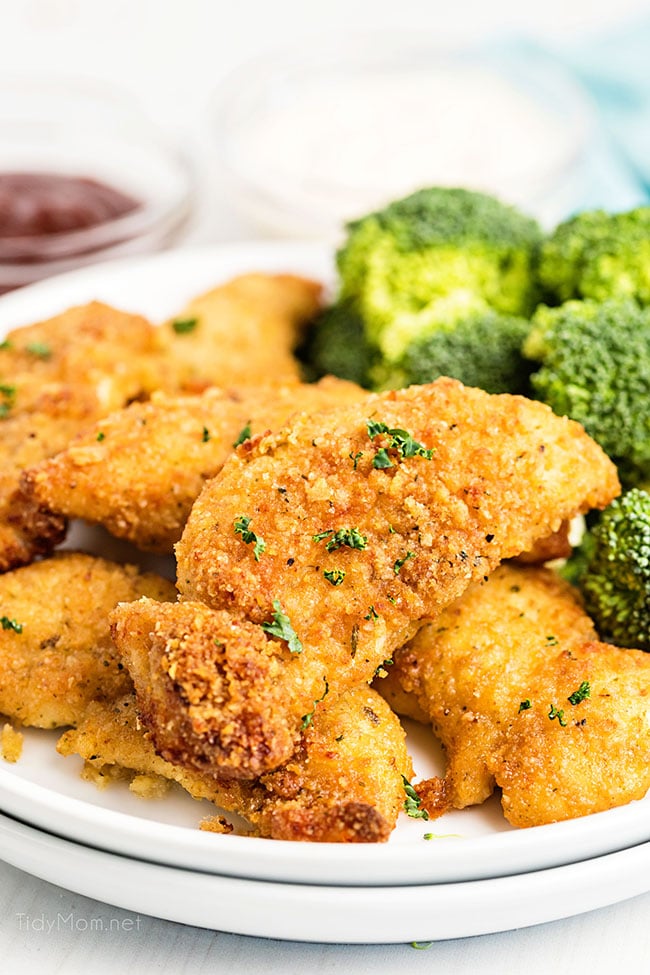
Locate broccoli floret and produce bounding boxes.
[524,298,650,489]
[539,206,650,306]
[396,309,533,395]
[336,187,542,364]
[571,489,650,651]
[298,299,375,387]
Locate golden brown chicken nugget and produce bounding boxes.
[160,273,322,389]
[24,377,366,553]
[0,552,175,728]
[0,301,181,571]
[58,683,411,842]
[165,379,618,778]
[387,564,598,814]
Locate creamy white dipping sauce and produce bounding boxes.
[228,64,582,233]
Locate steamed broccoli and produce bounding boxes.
[538,206,650,306]
[524,298,650,489]
[336,187,542,364]
[570,489,650,651]
[396,309,533,395]
[298,299,375,386]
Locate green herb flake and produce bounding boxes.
[364,605,379,621]
[349,451,363,470]
[96,431,106,442]
[0,340,12,351]
[518,699,532,713]
[25,341,51,359]
[301,677,329,729]
[0,383,16,419]
[323,568,346,586]
[373,448,394,469]
[0,616,23,634]
[548,703,567,727]
[233,515,266,561]
[233,422,252,448]
[411,943,433,950]
[546,634,559,646]
[401,775,430,821]
[201,426,211,443]
[312,529,333,543]
[366,419,434,465]
[323,527,368,553]
[393,551,416,575]
[171,316,198,335]
[374,657,393,679]
[568,680,591,706]
[261,599,303,654]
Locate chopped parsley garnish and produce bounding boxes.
[374,658,393,679]
[25,341,51,359]
[568,680,591,706]
[323,568,346,586]
[401,775,429,820]
[96,431,106,442]
[261,599,303,654]
[0,616,23,634]
[518,699,532,713]
[233,515,266,561]
[233,422,252,448]
[171,316,198,335]
[366,419,434,466]
[548,703,567,727]
[545,634,559,646]
[364,605,379,621]
[301,677,329,729]
[373,448,394,469]
[349,451,363,470]
[202,426,211,443]
[313,527,368,552]
[0,383,16,419]
[393,551,416,575]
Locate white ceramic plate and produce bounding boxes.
[1,809,649,944]
[1,243,650,897]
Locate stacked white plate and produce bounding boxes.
[1,245,650,944]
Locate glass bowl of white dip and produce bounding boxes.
[209,33,593,237]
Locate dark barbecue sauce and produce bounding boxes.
[0,172,139,239]
[0,172,142,293]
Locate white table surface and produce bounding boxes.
[3,0,650,969]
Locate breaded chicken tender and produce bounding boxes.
[57,683,411,842]
[0,302,180,571]
[387,564,650,826]
[0,552,175,728]
[23,377,366,553]
[142,378,620,779]
[160,273,322,389]
[384,564,597,811]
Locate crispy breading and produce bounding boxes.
[57,684,411,842]
[160,273,322,388]
[23,377,366,553]
[0,275,322,571]
[167,378,619,778]
[387,564,598,812]
[0,302,179,572]
[497,640,650,826]
[0,553,175,728]
[387,563,650,826]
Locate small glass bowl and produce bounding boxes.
[0,76,193,293]
[209,34,593,237]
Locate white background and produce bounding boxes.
[2,0,650,971]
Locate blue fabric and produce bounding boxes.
[490,20,650,218]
